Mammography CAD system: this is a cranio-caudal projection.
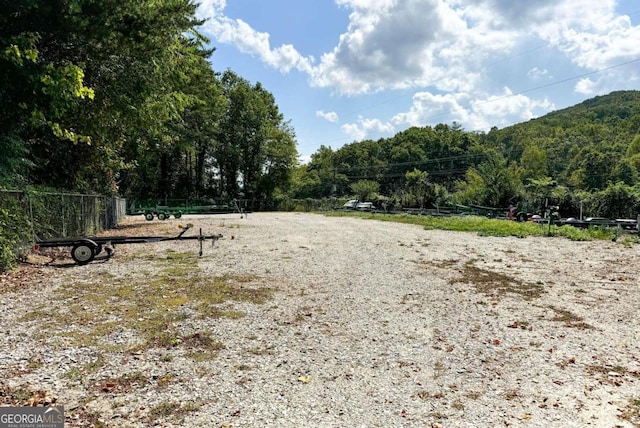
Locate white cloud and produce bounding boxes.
[197,0,639,142]
[382,89,554,134]
[341,117,395,141]
[391,92,471,128]
[470,89,554,129]
[574,68,640,96]
[528,67,549,80]
[312,0,502,95]
[316,110,339,122]
[197,1,316,74]
[298,154,312,165]
[198,0,640,96]
[574,78,597,95]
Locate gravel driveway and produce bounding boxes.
[1,212,640,427]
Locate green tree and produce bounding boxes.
[215,71,297,204]
[405,169,431,208]
[350,180,379,202]
[456,153,523,207]
[626,134,640,157]
[520,145,548,181]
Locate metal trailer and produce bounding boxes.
[131,199,247,221]
[33,224,223,265]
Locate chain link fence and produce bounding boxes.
[1,190,126,239]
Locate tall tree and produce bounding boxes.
[216,71,297,203]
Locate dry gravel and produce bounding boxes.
[1,212,640,427]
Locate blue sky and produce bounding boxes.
[196,0,640,163]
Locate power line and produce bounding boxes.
[334,153,487,172]
[306,9,640,147]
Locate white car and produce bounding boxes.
[356,202,375,211]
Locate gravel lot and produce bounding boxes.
[1,212,640,427]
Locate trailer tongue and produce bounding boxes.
[34,224,222,265]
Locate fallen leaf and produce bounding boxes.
[297,376,312,383]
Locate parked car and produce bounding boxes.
[342,199,358,209]
[356,202,375,211]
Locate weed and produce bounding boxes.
[415,389,430,400]
[619,398,640,426]
[432,259,458,269]
[465,391,483,400]
[25,356,43,370]
[19,254,271,357]
[156,374,175,389]
[450,262,544,300]
[546,306,594,329]
[452,401,465,411]
[247,345,275,356]
[433,360,445,379]
[504,389,520,400]
[148,401,180,419]
[99,371,149,394]
[326,211,619,242]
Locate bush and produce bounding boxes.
[0,194,32,271]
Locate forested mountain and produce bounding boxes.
[0,0,297,204]
[292,91,640,218]
[487,90,640,190]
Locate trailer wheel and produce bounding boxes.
[71,241,97,265]
[158,212,167,220]
[144,212,154,221]
[85,235,102,256]
[174,211,182,219]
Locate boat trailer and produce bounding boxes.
[33,224,223,265]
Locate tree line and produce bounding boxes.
[0,0,297,205]
[287,91,640,219]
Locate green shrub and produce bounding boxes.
[0,194,32,271]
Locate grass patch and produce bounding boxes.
[327,212,617,241]
[546,306,594,329]
[619,399,640,426]
[63,357,106,383]
[19,251,272,357]
[0,384,37,406]
[99,371,149,394]
[450,261,544,300]
[147,401,200,423]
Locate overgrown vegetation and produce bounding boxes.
[328,211,618,242]
[0,193,31,271]
[0,190,124,271]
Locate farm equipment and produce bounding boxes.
[33,224,223,265]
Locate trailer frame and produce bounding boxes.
[33,224,222,265]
